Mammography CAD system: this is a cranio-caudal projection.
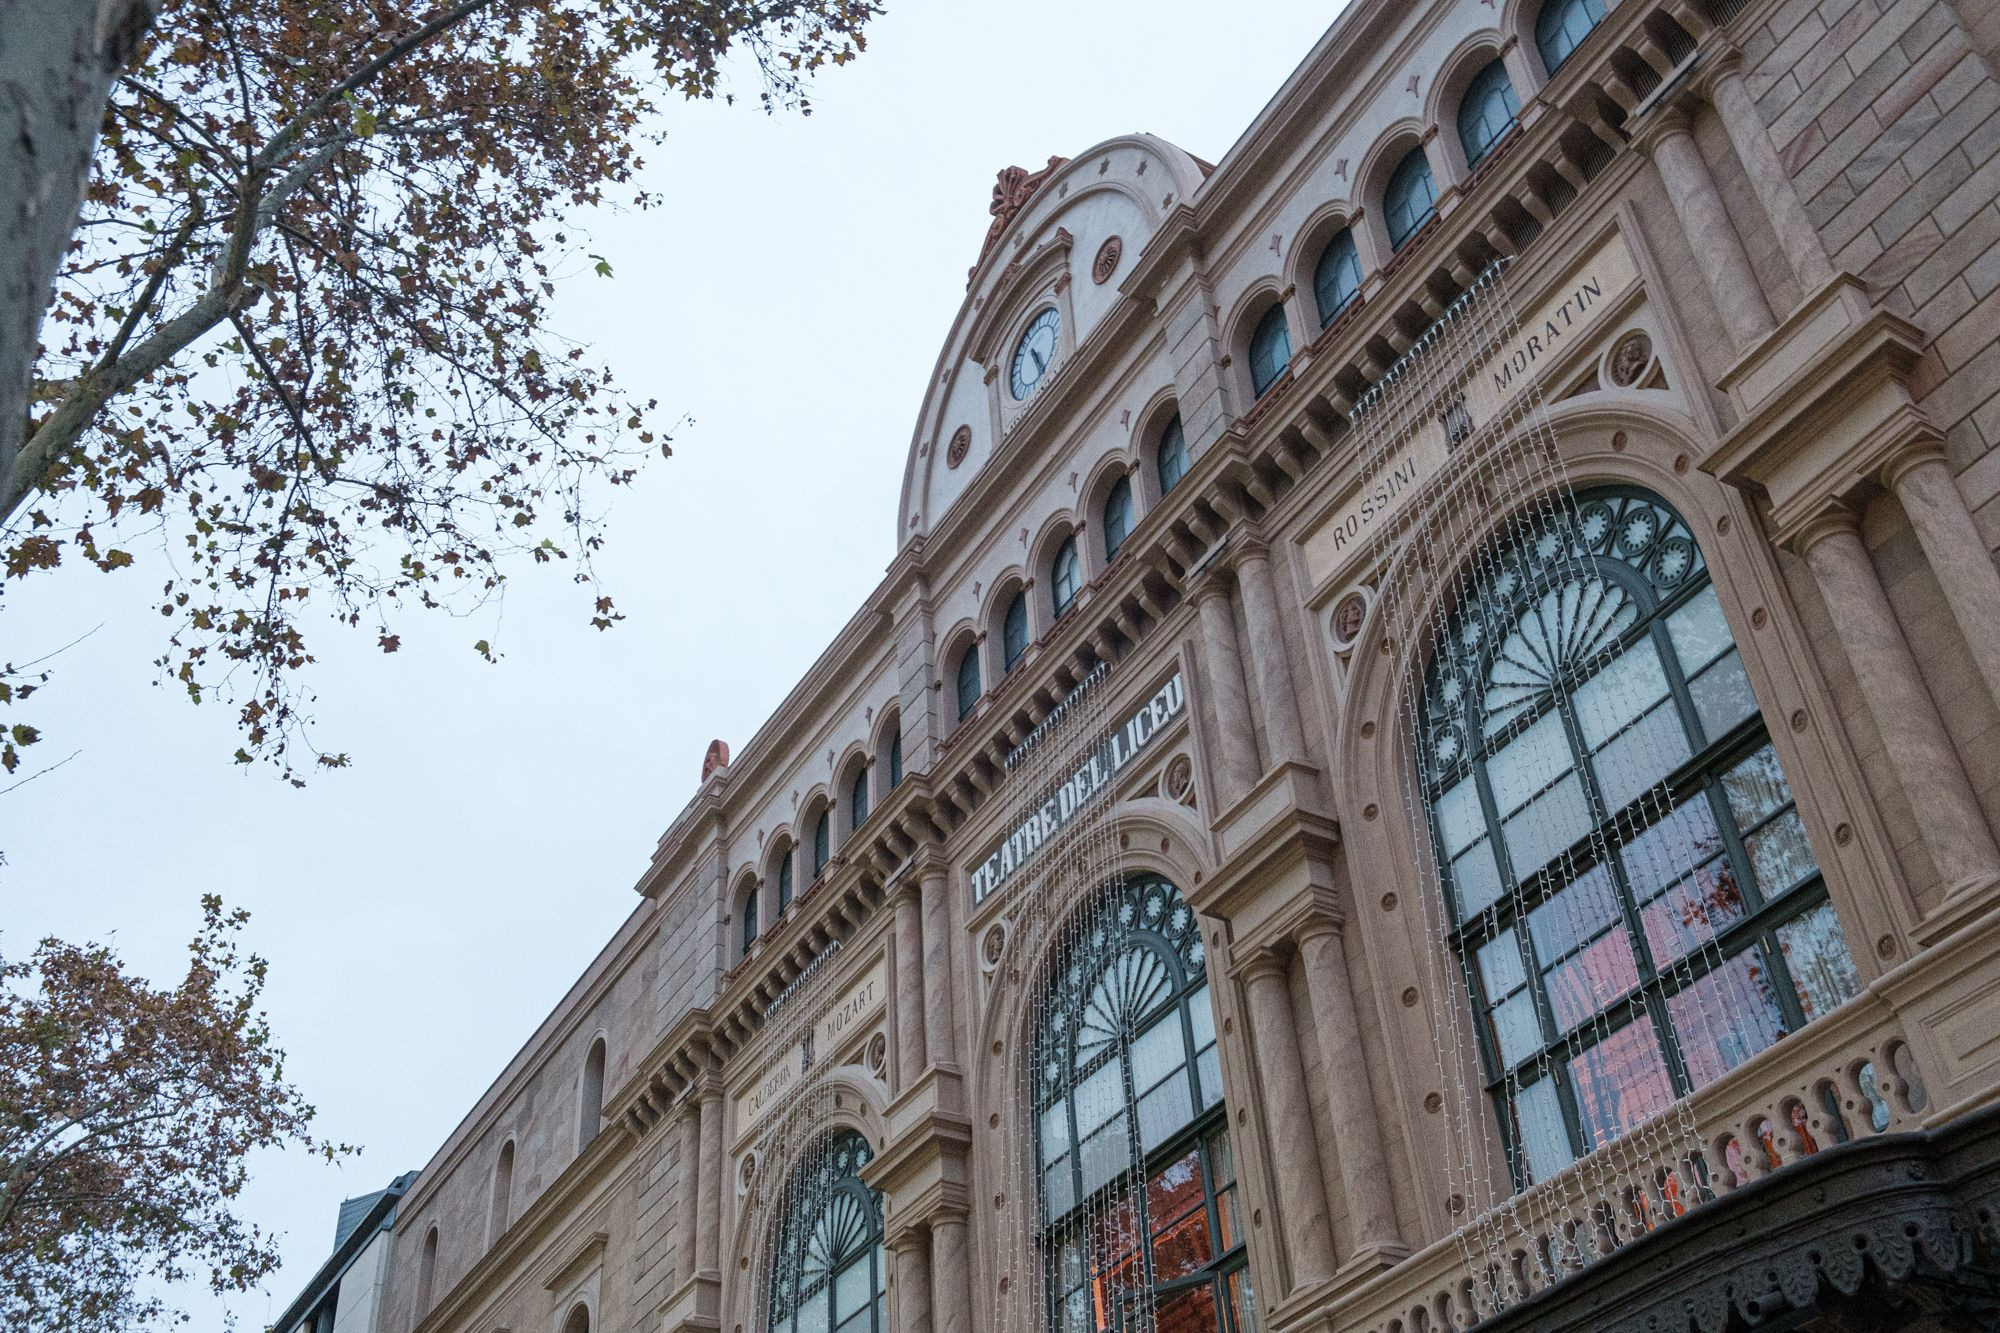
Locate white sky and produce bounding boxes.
[2,2,1349,1325]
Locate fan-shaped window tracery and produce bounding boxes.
[768,1131,885,1333]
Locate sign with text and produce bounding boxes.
[733,958,886,1137]
[1302,230,1640,586]
[970,673,1186,906]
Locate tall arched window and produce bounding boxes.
[1103,476,1134,561]
[1313,228,1362,327]
[580,1036,606,1150]
[850,768,869,832]
[1247,304,1292,397]
[1157,415,1189,495]
[561,1303,590,1333]
[1537,0,1607,73]
[812,809,831,878]
[768,1131,885,1333]
[777,846,795,913]
[888,731,903,790]
[1421,487,1860,1188]
[488,1141,514,1245]
[956,643,982,720]
[1004,591,1030,672]
[1051,537,1081,617]
[1034,875,1243,1333]
[1458,60,1521,168]
[1384,148,1438,251]
[416,1226,439,1317]
[741,881,761,957]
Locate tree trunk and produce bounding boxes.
[0,0,153,520]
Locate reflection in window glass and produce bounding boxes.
[1457,60,1521,168]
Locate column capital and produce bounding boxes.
[1687,40,1745,100]
[890,876,925,908]
[1788,502,1863,558]
[884,1223,932,1254]
[1239,945,1294,985]
[1190,562,1236,604]
[1879,439,1952,494]
[1627,103,1696,161]
[1230,531,1274,567]
[1293,903,1349,947]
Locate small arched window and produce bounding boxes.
[416,1226,439,1317]
[888,730,903,790]
[850,768,869,831]
[561,1303,591,1333]
[812,809,830,877]
[1313,227,1363,327]
[1248,303,1292,397]
[1003,591,1029,672]
[1157,415,1189,495]
[580,1036,606,1150]
[767,1131,884,1333]
[488,1141,514,1245]
[777,847,794,913]
[1384,148,1438,251]
[1537,0,1607,73]
[1459,60,1521,168]
[1050,537,1081,617]
[741,882,760,956]
[1102,476,1134,561]
[956,643,981,720]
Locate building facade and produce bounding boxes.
[274,1172,422,1333]
[375,2,2000,1332]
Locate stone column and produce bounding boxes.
[1194,574,1261,806]
[1233,539,1308,769]
[1240,952,1338,1286]
[891,1231,933,1333]
[1296,920,1399,1257]
[1636,107,1775,351]
[921,865,958,1069]
[694,1081,725,1277]
[675,1102,701,1284]
[894,880,927,1089]
[930,1211,974,1333]
[1797,509,2000,895]
[1702,58,1835,294]
[1886,449,2000,716]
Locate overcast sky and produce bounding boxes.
[2,3,1349,1326]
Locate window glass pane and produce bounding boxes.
[1459,61,1520,167]
[1502,771,1591,879]
[1434,778,1486,855]
[1668,948,1788,1089]
[1314,229,1361,326]
[1079,1119,1131,1196]
[1744,809,1816,896]
[1514,1076,1574,1183]
[1477,934,1527,997]
[834,1259,870,1322]
[1147,1148,1206,1229]
[1723,745,1800,836]
[1574,636,1671,748]
[1208,1127,1235,1189]
[1138,1077,1195,1151]
[1075,1061,1122,1136]
[1489,990,1543,1068]
[797,1297,829,1333]
[1452,839,1505,920]
[1777,900,1861,1022]
[1543,930,1640,1033]
[1568,1019,1676,1152]
[1130,1011,1185,1092]
[1059,1288,1090,1333]
[1667,584,1732,674]
[1197,1045,1223,1108]
[1040,1102,1071,1159]
[1042,1161,1073,1222]
[1158,417,1188,494]
[1639,860,1744,968]
[1525,863,1620,959]
[1486,712,1572,813]
[1537,0,1607,71]
[1104,479,1133,560]
[1687,651,1757,741]
[1187,983,1214,1048]
[1591,699,1691,816]
[1155,1280,1218,1333]
[1151,1208,1216,1282]
[1249,306,1292,396]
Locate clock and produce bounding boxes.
[1009,308,1061,400]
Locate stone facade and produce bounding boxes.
[375,3,2000,1332]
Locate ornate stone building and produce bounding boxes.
[375,2,2000,1331]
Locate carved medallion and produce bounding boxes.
[946,424,972,469]
[1331,589,1370,648]
[1164,754,1195,804]
[1092,235,1123,284]
[1608,329,1655,387]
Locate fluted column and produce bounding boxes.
[1702,56,1835,294]
[1886,449,2000,716]
[1797,509,2000,895]
[930,1211,973,1333]
[1194,574,1260,806]
[675,1102,701,1283]
[1240,952,1337,1286]
[1637,107,1774,351]
[694,1081,724,1276]
[920,865,958,1068]
[894,880,927,1089]
[891,1231,933,1333]
[1296,920,1399,1257]
[1233,540,1309,769]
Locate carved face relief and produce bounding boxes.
[1608,329,1655,388]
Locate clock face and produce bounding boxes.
[1010,308,1061,401]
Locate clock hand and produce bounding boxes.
[1031,347,1046,374]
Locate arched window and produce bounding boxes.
[1421,487,1860,1188]
[1051,537,1081,617]
[561,1303,590,1333]
[812,809,831,878]
[1003,591,1030,672]
[888,730,903,790]
[741,881,761,957]
[1157,415,1189,495]
[850,768,869,832]
[416,1226,439,1317]
[1035,875,1241,1333]
[956,644,982,721]
[1537,0,1607,73]
[767,1131,884,1333]
[1458,60,1521,169]
[580,1036,606,1150]
[1103,476,1134,561]
[1247,303,1292,397]
[777,846,794,913]
[488,1141,514,1245]
[1384,148,1438,251]
[1313,228,1362,327]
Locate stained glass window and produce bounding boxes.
[1052,538,1082,618]
[1458,60,1520,169]
[957,645,982,721]
[1157,416,1189,495]
[1248,305,1291,397]
[1537,0,1607,73]
[768,1131,885,1333]
[1313,228,1362,327]
[1035,876,1247,1333]
[1103,477,1134,562]
[1420,487,1859,1188]
[1384,148,1438,251]
[1005,592,1031,672]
